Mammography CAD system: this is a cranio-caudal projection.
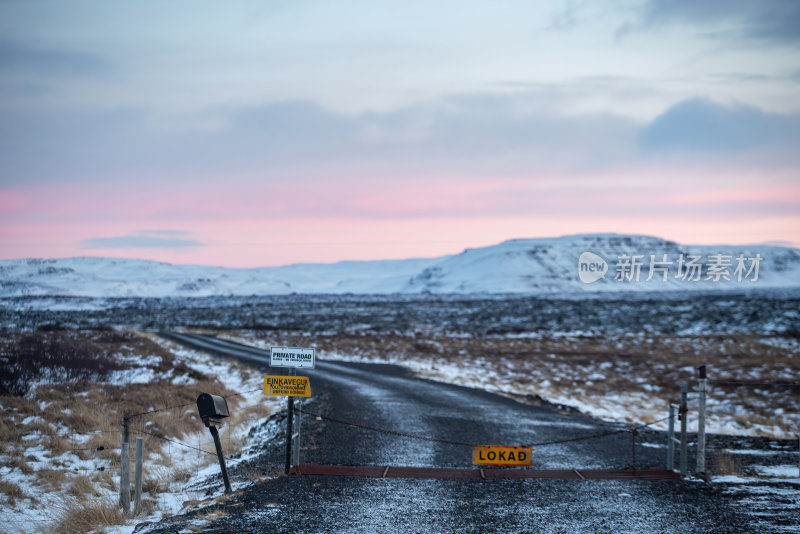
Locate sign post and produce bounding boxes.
[266,346,314,475]
[285,368,294,475]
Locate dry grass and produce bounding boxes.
[240,464,269,484]
[221,400,274,452]
[212,490,241,504]
[94,470,115,492]
[715,451,742,476]
[142,476,167,495]
[181,507,230,531]
[0,328,276,531]
[137,497,158,517]
[34,378,237,441]
[3,456,34,475]
[44,433,70,456]
[172,467,193,483]
[0,480,25,505]
[66,475,97,500]
[182,498,202,511]
[21,419,53,437]
[35,467,67,491]
[50,498,127,534]
[0,413,24,444]
[137,465,175,495]
[1,330,240,446]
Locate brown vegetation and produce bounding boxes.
[0,480,25,506]
[715,451,742,476]
[0,331,124,396]
[50,498,127,534]
[34,467,67,491]
[0,329,273,533]
[66,475,96,499]
[3,456,34,476]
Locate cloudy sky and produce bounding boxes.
[1,0,798,266]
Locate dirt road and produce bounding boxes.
[141,333,753,533]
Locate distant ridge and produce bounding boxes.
[1,234,799,297]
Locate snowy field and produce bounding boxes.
[0,332,283,534]
[223,328,800,439]
[1,290,798,532]
[3,292,798,438]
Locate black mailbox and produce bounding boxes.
[696,364,707,380]
[197,393,230,428]
[196,392,233,494]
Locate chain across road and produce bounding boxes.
[295,407,671,449]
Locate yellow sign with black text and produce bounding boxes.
[263,375,311,397]
[473,445,532,466]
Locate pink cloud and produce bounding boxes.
[1,164,798,267]
[3,210,799,268]
[0,190,29,213]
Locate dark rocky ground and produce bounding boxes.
[3,291,799,336]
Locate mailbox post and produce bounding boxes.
[197,393,232,494]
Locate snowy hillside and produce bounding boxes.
[1,234,799,297]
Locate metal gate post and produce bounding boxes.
[696,366,707,477]
[667,404,675,470]
[679,382,688,478]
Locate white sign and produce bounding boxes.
[270,346,315,369]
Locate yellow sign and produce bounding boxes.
[263,375,311,397]
[473,445,532,466]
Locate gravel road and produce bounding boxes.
[139,333,757,533]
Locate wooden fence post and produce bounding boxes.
[120,442,130,513]
[120,412,131,512]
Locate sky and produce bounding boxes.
[1,0,799,267]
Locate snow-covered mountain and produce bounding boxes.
[1,234,799,298]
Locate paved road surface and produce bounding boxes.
[139,333,754,533]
